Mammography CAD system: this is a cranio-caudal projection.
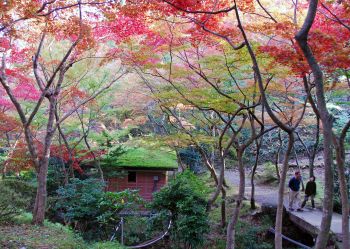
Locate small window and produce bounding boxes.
[128,171,136,182]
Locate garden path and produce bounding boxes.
[225,169,348,244]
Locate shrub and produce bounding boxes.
[98,190,143,227]
[53,178,143,240]
[1,179,36,208]
[151,170,210,249]
[256,161,279,184]
[55,178,105,223]
[0,183,30,223]
[235,217,273,249]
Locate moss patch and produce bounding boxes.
[110,147,178,169]
[0,213,126,249]
[0,223,86,249]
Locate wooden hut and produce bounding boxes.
[105,147,178,201]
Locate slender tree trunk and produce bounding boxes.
[221,188,227,228]
[33,159,49,224]
[250,137,262,209]
[314,120,334,249]
[294,146,305,191]
[296,1,334,247]
[310,118,320,178]
[208,153,226,209]
[33,97,56,225]
[226,150,245,249]
[303,76,321,178]
[175,150,186,171]
[275,130,282,182]
[334,146,349,249]
[333,121,350,249]
[274,133,294,249]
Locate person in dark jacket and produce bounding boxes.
[288,171,303,211]
[301,176,317,209]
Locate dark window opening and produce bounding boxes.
[128,171,136,182]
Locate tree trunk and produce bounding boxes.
[274,133,294,249]
[294,147,305,191]
[275,130,282,182]
[207,152,226,209]
[302,76,321,178]
[226,150,245,249]
[295,1,334,247]
[314,118,334,249]
[251,137,262,209]
[334,147,349,249]
[333,121,350,249]
[32,97,57,225]
[175,150,186,171]
[309,117,320,178]
[221,188,227,228]
[32,160,49,224]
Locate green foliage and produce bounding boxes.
[1,178,36,201]
[0,180,35,222]
[53,178,143,240]
[100,145,127,177]
[47,157,68,195]
[235,217,273,249]
[55,178,105,224]
[0,213,87,249]
[91,241,126,249]
[0,149,7,173]
[122,216,152,245]
[0,184,30,223]
[97,190,144,225]
[104,147,178,169]
[151,170,210,249]
[256,161,279,184]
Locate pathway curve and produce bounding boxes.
[225,170,278,205]
[225,169,349,244]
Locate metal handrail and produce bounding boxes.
[268,227,313,249]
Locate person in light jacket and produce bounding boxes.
[288,171,303,212]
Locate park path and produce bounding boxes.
[290,208,346,240]
[225,169,349,244]
[225,170,278,205]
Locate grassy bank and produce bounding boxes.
[0,213,124,249]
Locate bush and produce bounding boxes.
[1,179,36,208]
[256,162,279,184]
[53,178,105,239]
[98,190,143,228]
[0,181,32,222]
[151,170,210,249]
[235,217,273,249]
[53,178,143,240]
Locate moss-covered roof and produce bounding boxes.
[110,147,178,170]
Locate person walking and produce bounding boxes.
[288,171,303,212]
[301,176,317,210]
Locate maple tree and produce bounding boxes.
[0,0,153,225]
[0,1,348,248]
[132,1,349,248]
